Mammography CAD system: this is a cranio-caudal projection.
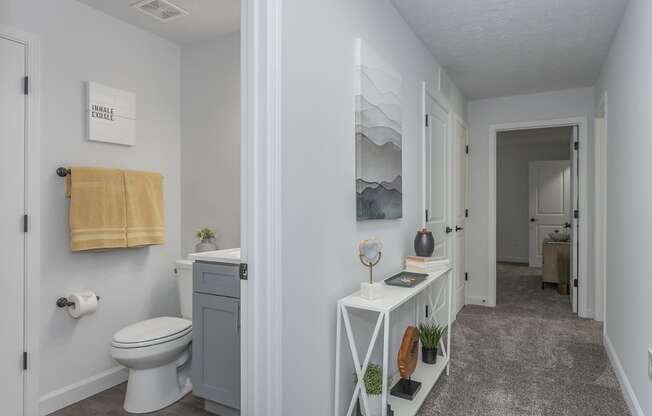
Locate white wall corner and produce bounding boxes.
[603,335,645,416]
[39,366,128,416]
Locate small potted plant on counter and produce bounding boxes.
[195,227,217,252]
[418,322,446,364]
[354,363,383,416]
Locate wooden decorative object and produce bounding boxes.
[397,326,419,379]
[391,326,422,401]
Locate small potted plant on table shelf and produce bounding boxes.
[354,363,383,416]
[195,227,217,252]
[418,322,446,364]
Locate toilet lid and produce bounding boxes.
[113,317,192,345]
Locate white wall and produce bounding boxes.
[496,129,571,263]
[0,0,182,412]
[595,0,652,414]
[466,87,594,305]
[281,0,465,414]
[180,32,240,256]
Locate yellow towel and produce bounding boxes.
[67,167,127,251]
[124,170,165,247]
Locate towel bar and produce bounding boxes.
[56,167,70,177]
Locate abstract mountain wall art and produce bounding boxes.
[355,39,402,220]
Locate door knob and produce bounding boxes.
[455,226,464,232]
[530,218,536,222]
[445,226,453,234]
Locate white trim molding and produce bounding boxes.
[39,367,127,416]
[603,335,644,416]
[488,117,590,316]
[0,23,41,416]
[240,1,283,415]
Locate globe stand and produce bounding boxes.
[359,253,382,300]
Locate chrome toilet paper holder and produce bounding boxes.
[56,295,100,308]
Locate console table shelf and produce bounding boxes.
[334,267,453,416]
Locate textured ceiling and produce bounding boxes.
[77,0,240,44]
[391,0,628,99]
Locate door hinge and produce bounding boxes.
[23,352,27,370]
[239,263,248,280]
[465,272,468,281]
[23,214,28,233]
[425,305,429,318]
[573,278,578,288]
[465,145,469,154]
[574,141,579,151]
[23,76,29,95]
[465,209,469,218]
[425,114,429,127]
[425,209,429,222]
[574,210,579,219]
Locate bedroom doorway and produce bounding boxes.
[489,118,588,316]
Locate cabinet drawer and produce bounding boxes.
[193,261,240,298]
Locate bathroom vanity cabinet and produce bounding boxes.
[192,261,241,414]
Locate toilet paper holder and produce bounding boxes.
[56,295,100,308]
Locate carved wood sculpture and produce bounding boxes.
[397,326,419,379]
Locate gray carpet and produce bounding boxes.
[418,263,630,416]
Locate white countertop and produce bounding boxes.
[188,248,241,264]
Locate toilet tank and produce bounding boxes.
[175,260,194,320]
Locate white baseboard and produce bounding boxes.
[39,366,128,415]
[603,334,644,416]
[466,295,489,307]
[496,256,528,264]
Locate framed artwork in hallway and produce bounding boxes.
[354,38,403,220]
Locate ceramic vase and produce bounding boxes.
[414,228,435,257]
[195,238,217,253]
[360,394,382,416]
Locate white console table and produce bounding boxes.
[334,267,453,416]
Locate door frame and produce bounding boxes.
[488,117,589,317]
[421,82,453,262]
[0,24,41,416]
[240,1,283,416]
[594,92,608,326]
[453,113,469,314]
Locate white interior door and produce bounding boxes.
[423,86,451,262]
[528,160,571,268]
[453,118,467,314]
[0,35,26,416]
[570,126,579,313]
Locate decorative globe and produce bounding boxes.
[358,239,383,262]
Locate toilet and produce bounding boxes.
[111,260,194,413]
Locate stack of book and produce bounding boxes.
[405,256,449,272]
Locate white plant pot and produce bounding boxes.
[360,394,382,416]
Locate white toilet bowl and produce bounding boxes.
[111,316,193,413]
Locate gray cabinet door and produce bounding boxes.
[192,293,240,409]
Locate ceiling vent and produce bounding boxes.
[131,0,188,22]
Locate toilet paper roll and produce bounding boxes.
[67,291,98,318]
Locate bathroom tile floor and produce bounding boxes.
[48,383,213,416]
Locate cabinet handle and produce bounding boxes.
[236,302,241,335]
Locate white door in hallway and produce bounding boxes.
[0,35,27,416]
[528,160,571,268]
[453,118,467,315]
[423,85,452,262]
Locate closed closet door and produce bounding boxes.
[528,160,571,268]
[0,35,26,416]
[424,87,452,262]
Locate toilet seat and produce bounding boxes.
[112,317,192,349]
